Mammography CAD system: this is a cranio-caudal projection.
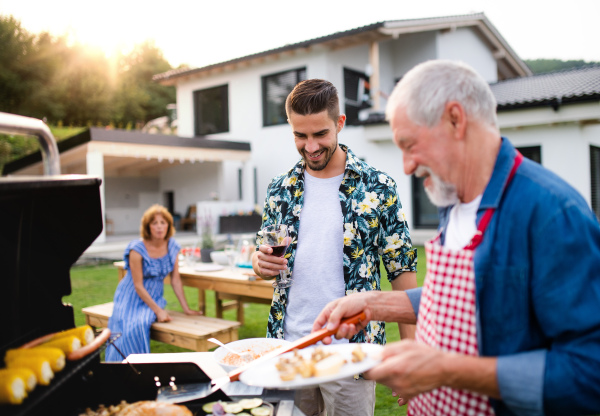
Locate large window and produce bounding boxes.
[412,176,439,229]
[517,145,541,164]
[591,145,600,220]
[262,68,306,127]
[343,67,371,125]
[194,84,229,135]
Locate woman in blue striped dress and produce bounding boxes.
[105,204,202,362]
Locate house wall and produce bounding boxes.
[174,26,504,223]
[437,27,498,83]
[387,32,438,86]
[160,161,222,217]
[104,177,161,234]
[501,118,600,205]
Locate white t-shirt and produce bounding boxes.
[444,195,483,251]
[283,171,348,344]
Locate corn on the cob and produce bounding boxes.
[51,325,95,346]
[6,356,54,386]
[40,335,81,354]
[5,368,36,392]
[5,347,65,372]
[0,369,27,404]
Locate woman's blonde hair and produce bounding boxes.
[140,204,175,240]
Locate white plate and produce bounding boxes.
[194,263,224,272]
[239,343,383,389]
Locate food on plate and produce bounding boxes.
[275,345,366,381]
[79,400,192,416]
[0,369,28,404]
[39,334,81,353]
[50,325,95,346]
[351,344,366,362]
[5,355,53,385]
[314,354,346,377]
[5,347,66,372]
[222,345,283,367]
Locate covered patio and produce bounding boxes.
[3,128,253,243]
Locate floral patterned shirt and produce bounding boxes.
[257,145,417,345]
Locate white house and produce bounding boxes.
[153,12,600,242]
[6,13,600,245]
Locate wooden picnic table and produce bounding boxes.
[114,261,274,324]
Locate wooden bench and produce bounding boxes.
[82,302,241,352]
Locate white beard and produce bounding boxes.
[416,166,459,207]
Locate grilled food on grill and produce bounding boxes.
[40,335,81,353]
[5,347,66,372]
[5,356,53,385]
[79,400,193,416]
[50,325,95,346]
[4,367,36,392]
[0,369,28,404]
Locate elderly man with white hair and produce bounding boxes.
[313,60,600,416]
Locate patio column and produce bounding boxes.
[86,150,106,243]
[369,41,381,112]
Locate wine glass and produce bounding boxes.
[182,244,200,268]
[224,243,237,270]
[261,224,291,288]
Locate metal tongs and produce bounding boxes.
[157,311,367,403]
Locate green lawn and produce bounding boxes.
[66,246,426,416]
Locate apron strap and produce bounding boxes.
[464,151,523,250]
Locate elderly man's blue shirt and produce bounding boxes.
[406,137,600,416]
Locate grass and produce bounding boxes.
[65,246,426,416]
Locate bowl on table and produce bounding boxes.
[213,338,291,373]
[210,250,229,266]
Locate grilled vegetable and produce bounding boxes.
[5,347,66,372]
[6,356,54,385]
[40,335,81,353]
[7,368,36,392]
[51,325,95,346]
[0,369,27,404]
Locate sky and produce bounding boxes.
[1,0,599,69]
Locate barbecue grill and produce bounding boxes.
[0,112,299,416]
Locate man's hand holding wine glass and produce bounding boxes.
[252,224,292,287]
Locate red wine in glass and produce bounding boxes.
[270,244,287,257]
[261,224,291,288]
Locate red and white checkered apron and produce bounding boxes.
[408,152,523,416]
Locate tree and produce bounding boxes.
[114,41,175,126]
[0,15,38,115]
[524,59,599,74]
[0,15,175,128]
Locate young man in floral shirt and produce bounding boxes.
[252,79,417,416]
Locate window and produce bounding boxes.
[194,84,229,135]
[591,146,600,220]
[344,67,371,125]
[412,176,439,229]
[262,68,306,127]
[517,146,541,164]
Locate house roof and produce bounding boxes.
[3,128,251,176]
[356,65,600,125]
[154,13,530,86]
[490,64,600,110]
